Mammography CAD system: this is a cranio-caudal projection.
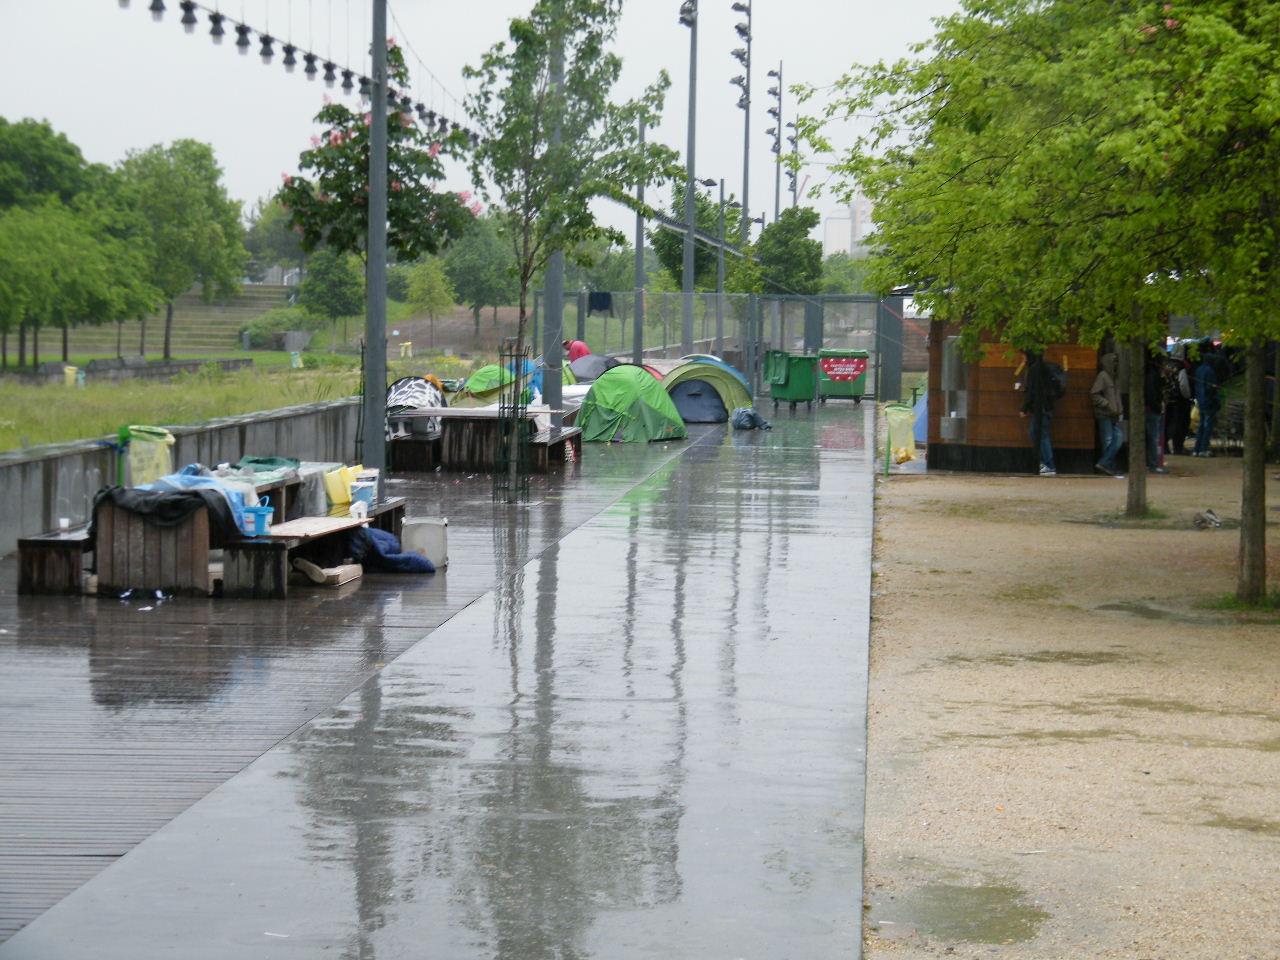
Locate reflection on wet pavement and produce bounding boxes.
[0,405,874,959]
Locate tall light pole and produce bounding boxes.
[730,1,751,247]
[786,122,799,208]
[362,0,388,492]
[766,62,782,222]
[700,177,729,356]
[679,0,698,356]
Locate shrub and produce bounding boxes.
[240,306,326,348]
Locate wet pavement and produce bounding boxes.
[0,404,876,959]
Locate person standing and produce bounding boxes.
[1164,343,1194,455]
[1144,350,1170,473]
[1091,352,1126,476]
[1019,351,1057,476]
[1192,339,1221,457]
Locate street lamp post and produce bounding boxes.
[700,177,730,356]
[679,0,698,356]
[730,1,752,247]
[766,62,782,222]
[786,122,799,208]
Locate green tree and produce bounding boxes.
[0,117,99,209]
[244,194,307,280]
[820,251,872,296]
[753,206,822,296]
[442,214,519,346]
[118,139,247,360]
[464,0,677,357]
[299,249,365,346]
[810,0,1279,600]
[648,183,743,291]
[278,42,473,264]
[406,256,455,349]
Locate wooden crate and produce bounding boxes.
[94,502,213,597]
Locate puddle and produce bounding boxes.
[1199,812,1280,836]
[940,650,1135,668]
[869,882,1049,944]
[1097,601,1233,626]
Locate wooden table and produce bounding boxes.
[221,498,406,599]
[388,408,578,473]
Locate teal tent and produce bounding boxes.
[661,358,753,423]
[577,365,688,442]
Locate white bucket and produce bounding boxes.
[402,517,448,567]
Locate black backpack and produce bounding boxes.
[1043,361,1068,401]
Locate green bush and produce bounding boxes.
[301,352,361,371]
[240,306,326,348]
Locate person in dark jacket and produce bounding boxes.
[1192,339,1221,457]
[1164,343,1194,455]
[1144,350,1170,473]
[1018,351,1057,476]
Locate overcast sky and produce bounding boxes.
[0,0,958,242]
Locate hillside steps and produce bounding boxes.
[60,284,290,354]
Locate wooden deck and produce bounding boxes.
[0,437,697,941]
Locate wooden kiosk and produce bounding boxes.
[927,321,1098,474]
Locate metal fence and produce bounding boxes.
[530,290,906,402]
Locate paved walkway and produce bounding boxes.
[0,405,876,959]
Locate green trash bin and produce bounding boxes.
[818,349,870,402]
[764,350,818,409]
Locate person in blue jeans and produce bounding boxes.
[1192,340,1221,457]
[1091,352,1125,476]
[1019,351,1057,476]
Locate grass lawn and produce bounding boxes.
[0,351,478,453]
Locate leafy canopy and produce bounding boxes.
[279,41,475,263]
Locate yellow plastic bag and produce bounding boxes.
[125,425,175,486]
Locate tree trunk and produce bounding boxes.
[18,322,26,368]
[116,320,123,358]
[1125,334,1147,517]
[32,325,39,369]
[472,306,481,349]
[492,303,499,327]
[1237,338,1268,603]
[2,330,7,371]
[62,325,69,363]
[139,319,146,356]
[163,301,174,361]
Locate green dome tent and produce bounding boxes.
[661,358,753,423]
[577,365,688,442]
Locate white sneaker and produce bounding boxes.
[1039,464,1057,476]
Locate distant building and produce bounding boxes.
[822,195,876,257]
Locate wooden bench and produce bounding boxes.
[389,408,576,473]
[94,501,215,597]
[222,497,406,599]
[17,525,93,595]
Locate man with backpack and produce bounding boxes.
[1019,350,1064,476]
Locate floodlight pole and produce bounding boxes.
[680,0,698,357]
[633,118,647,365]
[362,0,388,494]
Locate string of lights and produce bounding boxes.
[118,0,479,147]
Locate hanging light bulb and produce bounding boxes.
[342,70,355,94]
[358,76,371,98]
[322,62,337,87]
[179,0,197,32]
[415,103,428,123]
[303,53,319,80]
[209,11,226,43]
[259,35,274,64]
[399,96,413,111]
[235,23,252,55]
[282,44,297,72]
[149,0,166,22]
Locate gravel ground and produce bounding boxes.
[865,453,1280,959]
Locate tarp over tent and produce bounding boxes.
[660,358,753,423]
[568,353,624,383]
[577,365,688,442]
[455,364,524,406]
[386,376,446,439]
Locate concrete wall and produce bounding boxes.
[0,399,360,558]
